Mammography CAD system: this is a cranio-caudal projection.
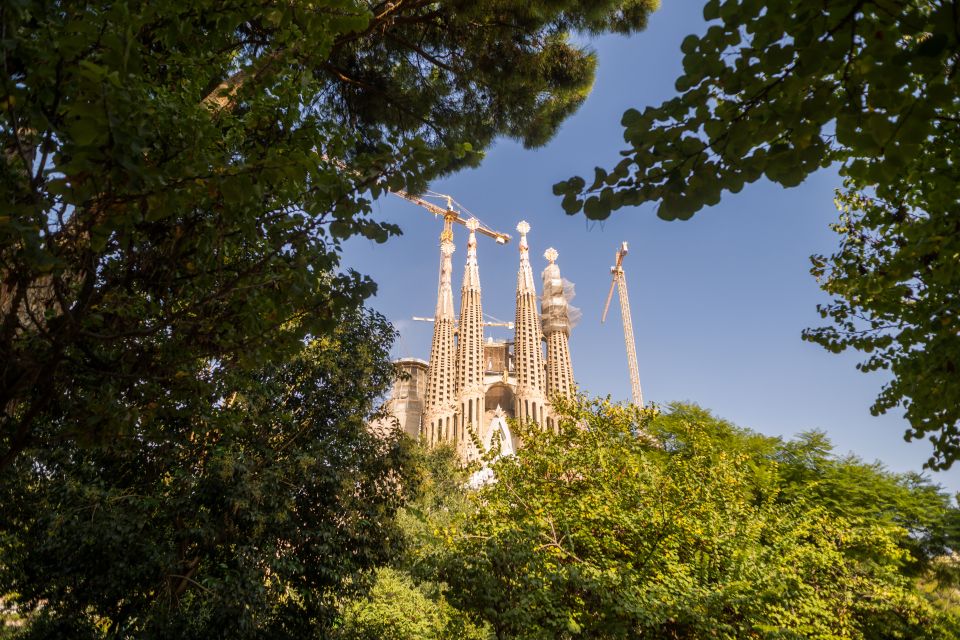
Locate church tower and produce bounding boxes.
[455,218,486,457]
[513,221,546,425]
[371,210,584,459]
[422,222,457,446]
[541,248,575,428]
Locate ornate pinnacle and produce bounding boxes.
[441,240,455,256]
[544,247,558,264]
[466,218,479,251]
[517,220,530,253]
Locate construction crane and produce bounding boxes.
[601,242,644,406]
[413,315,514,330]
[320,154,510,246]
[391,190,511,245]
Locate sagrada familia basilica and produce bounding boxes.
[376,216,577,461]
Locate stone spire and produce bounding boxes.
[422,221,457,446]
[513,221,546,425]
[455,218,486,457]
[541,248,575,415]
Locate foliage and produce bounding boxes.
[0,597,24,639]
[337,567,449,640]
[440,396,960,639]
[553,0,960,468]
[554,0,956,220]
[334,445,488,640]
[0,1,662,634]
[774,432,955,573]
[919,555,960,617]
[336,567,487,640]
[394,443,476,580]
[0,0,658,469]
[804,189,960,469]
[0,310,411,638]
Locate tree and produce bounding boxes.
[0,309,414,638]
[660,406,960,578]
[1,2,663,634]
[0,0,658,469]
[774,431,957,574]
[806,189,960,470]
[335,565,489,640]
[334,444,488,640]
[440,396,959,639]
[553,0,960,468]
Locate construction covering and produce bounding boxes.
[541,263,581,336]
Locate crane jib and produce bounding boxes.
[391,190,512,245]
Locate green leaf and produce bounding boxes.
[680,35,699,55]
[582,196,609,220]
[703,0,721,21]
[561,194,583,215]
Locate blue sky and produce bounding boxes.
[344,3,960,493]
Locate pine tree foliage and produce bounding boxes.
[0,0,657,469]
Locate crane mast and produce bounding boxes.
[601,242,644,407]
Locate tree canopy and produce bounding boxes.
[0,0,658,469]
[1,2,663,635]
[437,397,960,639]
[553,0,960,468]
[335,567,487,640]
[0,310,410,638]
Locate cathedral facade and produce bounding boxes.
[378,218,576,460]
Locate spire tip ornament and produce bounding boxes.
[544,247,558,264]
[517,221,530,254]
[466,217,480,232]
